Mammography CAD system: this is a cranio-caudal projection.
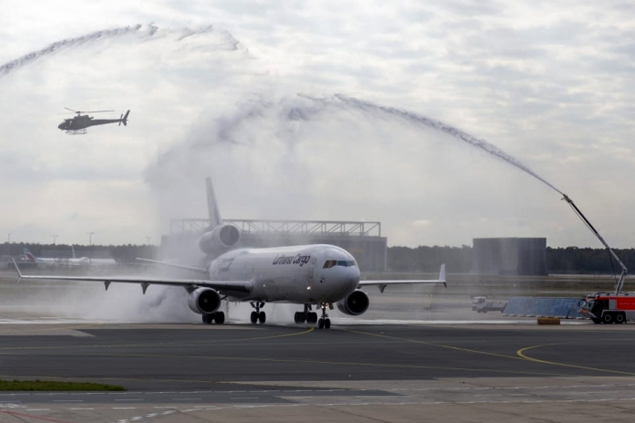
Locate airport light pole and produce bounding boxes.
[87,232,94,246]
[51,235,58,245]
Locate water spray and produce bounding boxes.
[0,24,222,78]
[322,95,627,292]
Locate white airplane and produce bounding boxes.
[13,177,446,329]
[22,247,116,267]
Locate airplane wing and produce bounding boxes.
[11,259,251,294]
[358,264,446,293]
[136,258,209,275]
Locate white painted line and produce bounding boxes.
[70,408,95,410]
[113,407,137,410]
[26,409,51,411]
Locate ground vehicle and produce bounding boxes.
[579,293,635,324]
[471,296,506,313]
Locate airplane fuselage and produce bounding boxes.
[208,244,360,304]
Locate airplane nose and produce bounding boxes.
[58,123,64,129]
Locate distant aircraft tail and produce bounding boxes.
[23,248,37,263]
[119,110,130,126]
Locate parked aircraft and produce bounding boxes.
[13,178,445,328]
[23,247,116,267]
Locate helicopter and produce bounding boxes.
[58,108,130,134]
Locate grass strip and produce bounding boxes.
[0,379,125,391]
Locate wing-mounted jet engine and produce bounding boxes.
[336,290,370,316]
[197,176,241,257]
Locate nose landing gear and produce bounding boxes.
[250,302,266,324]
[317,302,331,329]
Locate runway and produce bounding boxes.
[2,321,635,422]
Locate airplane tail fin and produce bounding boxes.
[206,176,222,228]
[22,248,36,263]
[71,245,76,259]
[120,110,130,126]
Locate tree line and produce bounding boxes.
[387,245,635,274]
[4,242,635,274]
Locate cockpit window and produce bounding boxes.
[323,260,336,269]
[323,259,357,268]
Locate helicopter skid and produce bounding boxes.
[65,129,87,135]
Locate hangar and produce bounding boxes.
[162,218,388,272]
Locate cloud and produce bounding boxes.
[2,1,635,249]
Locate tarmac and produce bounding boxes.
[1,277,635,422]
[1,319,635,422]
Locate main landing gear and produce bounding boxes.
[202,311,225,325]
[250,301,266,324]
[295,303,331,329]
[294,304,318,324]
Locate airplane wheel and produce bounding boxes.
[202,314,212,325]
[318,318,325,329]
[309,312,318,324]
[259,311,266,324]
[250,311,258,324]
[324,319,331,329]
[294,312,301,324]
[214,311,225,324]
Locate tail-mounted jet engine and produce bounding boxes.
[198,224,240,256]
[187,288,222,315]
[336,290,370,316]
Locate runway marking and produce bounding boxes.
[0,409,77,423]
[343,327,635,377]
[104,351,570,378]
[342,328,524,361]
[517,344,635,376]
[0,326,315,353]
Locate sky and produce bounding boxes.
[1,0,634,249]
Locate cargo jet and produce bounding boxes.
[13,177,445,329]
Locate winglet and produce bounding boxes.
[439,264,446,288]
[11,258,23,283]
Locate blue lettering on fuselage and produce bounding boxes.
[272,254,311,267]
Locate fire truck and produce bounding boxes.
[561,195,630,325]
[579,292,635,324]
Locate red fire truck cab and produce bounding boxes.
[579,292,635,324]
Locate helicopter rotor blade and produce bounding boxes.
[83,110,115,113]
[64,107,78,113]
